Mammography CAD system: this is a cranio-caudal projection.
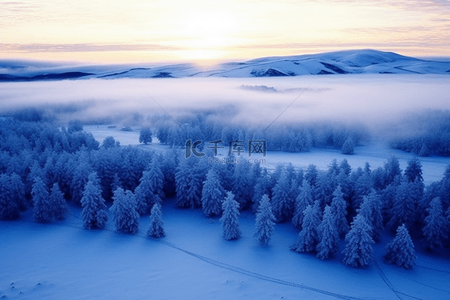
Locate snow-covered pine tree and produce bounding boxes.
[341,136,355,155]
[220,191,241,240]
[231,161,253,210]
[32,176,51,222]
[147,202,165,238]
[292,179,313,229]
[405,157,423,183]
[291,201,321,253]
[272,170,294,222]
[305,164,318,187]
[252,170,272,212]
[342,214,374,268]
[146,158,165,200]
[316,205,340,260]
[384,224,416,269]
[0,174,20,219]
[423,197,448,250]
[330,185,349,237]
[49,182,68,220]
[201,168,226,217]
[71,161,91,206]
[254,194,275,246]
[10,173,27,211]
[388,178,417,231]
[110,188,140,234]
[81,172,108,229]
[358,190,383,242]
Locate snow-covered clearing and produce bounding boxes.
[2,199,450,300]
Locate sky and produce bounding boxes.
[1,0,450,64]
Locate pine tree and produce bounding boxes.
[0,174,20,220]
[341,136,355,155]
[305,164,318,187]
[220,192,241,240]
[291,201,321,253]
[272,170,294,222]
[81,172,108,229]
[252,170,272,212]
[388,179,416,231]
[316,205,340,260]
[358,190,383,242]
[405,157,423,183]
[71,161,91,205]
[135,160,165,214]
[254,194,275,246]
[147,202,165,238]
[292,180,313,229]
[110,188,140,234]
[330,185,349,237]
[384,224,416,269]
[175,158,203,208]
[423,197,448,250]
[49,183,68,220]
[10,173,27,212]
[201,168,226,217]
[342,214,374,268]
[231,162,253,210]
[32,176,51,222]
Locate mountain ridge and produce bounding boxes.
[0,49,449,81]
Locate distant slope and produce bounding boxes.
[0,49,449,81]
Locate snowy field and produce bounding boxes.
[2,75,450,300]
[2,199,450,300]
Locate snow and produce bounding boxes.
[2,199,450,300]
[1,50,449,80]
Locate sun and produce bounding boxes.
[173,8,240,62]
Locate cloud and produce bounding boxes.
[0,43,181,53]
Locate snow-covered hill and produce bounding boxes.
[1,49,449,81]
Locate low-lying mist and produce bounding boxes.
[0,75,449,138]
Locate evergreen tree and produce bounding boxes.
[10,173,27,211]
[231,161,253,210]
[110,188,140,234]
[292,180,313,229]
[316,205,340,260]
[314,172,334,210]
[147,202,165,238]
[330,185,350,237]
[358,190,383,242]
[220,192,241,240]
[0,174,20,219]
[49,183,68,220]
[342,214,374,268]
[32,176,51,222]
[139,128,153,144]
[252,170,272,212]
[384,156,402,187]
[405,157,423,183]
[81,172,108,229]
[384,224,416,269]
[291,201,321,253]
[201,168,226,217]
[341,137,354,155]
[339,159,352,176]
[254,194,275,246]
[305,164,318,187]
[423,197,448,250]
[272,170,294,222]
[71,161,91,205]
[175,158,203,208]
[388,179,416,231]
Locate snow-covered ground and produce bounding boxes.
[2,199,450,300]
